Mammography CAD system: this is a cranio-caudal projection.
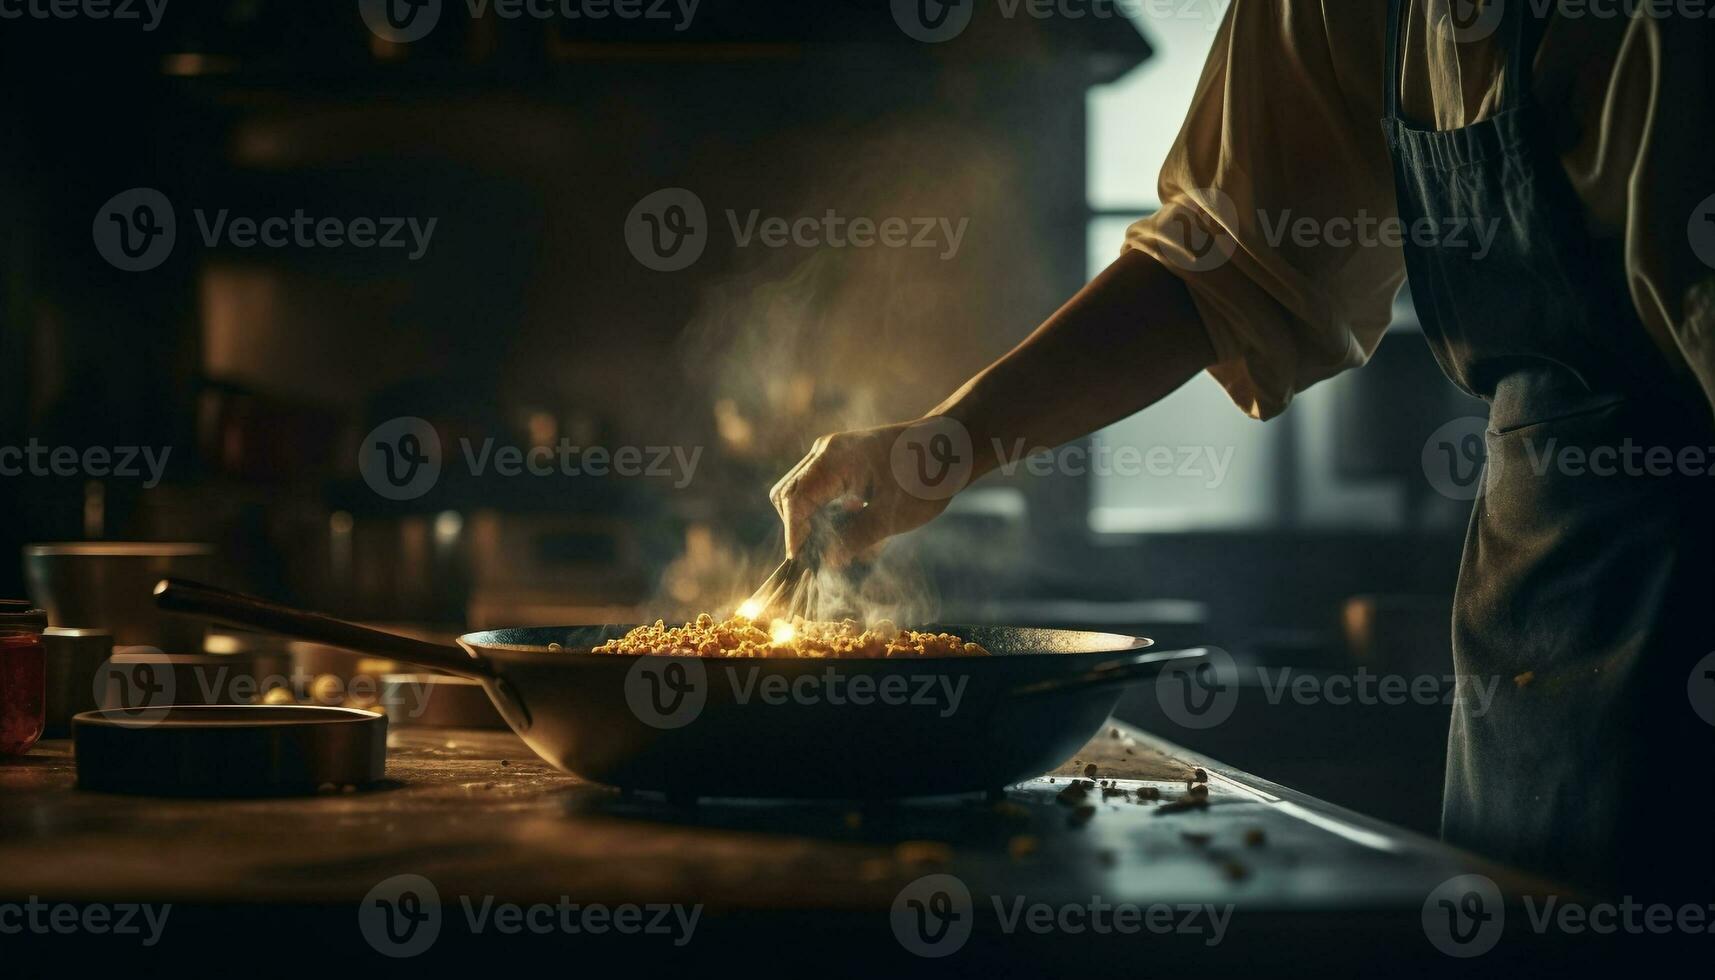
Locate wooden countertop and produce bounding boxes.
[0,722,1552,969]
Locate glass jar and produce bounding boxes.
[0,601,49,756]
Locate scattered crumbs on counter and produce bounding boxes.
[1083,763,1099,779]
[895,841,953,866]
[1109,727,1121,739]
[1101,786,1129,800]
[1514,671,1535,689]
[1186,784,1209,801]
[1191,768,1208,783]
[1135,786,1161,801]
[1008,835,1040,860]
[1153,796,1209,816]
[500,760,511,767]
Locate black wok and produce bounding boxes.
[154,579,1209,799]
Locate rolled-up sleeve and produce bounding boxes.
[1125,0,1403,420]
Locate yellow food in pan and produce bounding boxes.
[590,614,989,659]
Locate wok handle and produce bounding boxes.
[1008,647,1215,698]
[153,578,493,680]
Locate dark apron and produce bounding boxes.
[1383,1,1715,899]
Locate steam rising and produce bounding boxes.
[657,116,1046,627]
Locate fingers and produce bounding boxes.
[771,435,852,559]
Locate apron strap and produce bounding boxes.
[1500,0,1550,113]
[1384,0,1404,125]
[1386,1,1552,123]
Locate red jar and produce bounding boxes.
[0,601,49,756]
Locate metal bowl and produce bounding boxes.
[24,542,212,650]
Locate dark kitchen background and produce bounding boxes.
[0,2,1485,832]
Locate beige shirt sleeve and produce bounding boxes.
[1126,1,1715,422]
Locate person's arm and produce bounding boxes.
[769,249,1215,564]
